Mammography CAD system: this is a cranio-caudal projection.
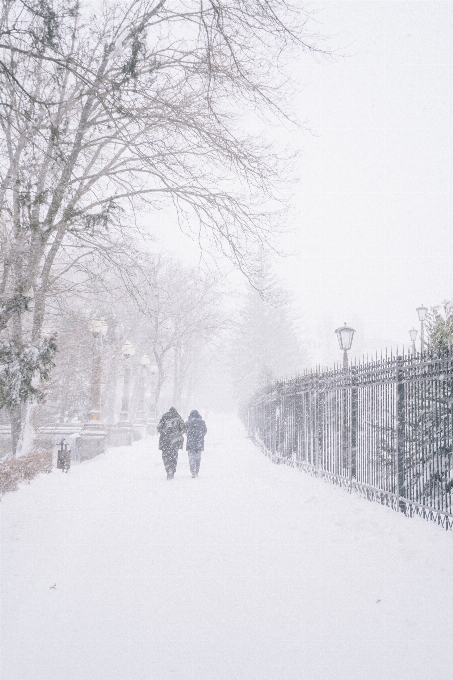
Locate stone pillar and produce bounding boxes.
[80,335,106,460]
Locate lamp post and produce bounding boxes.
[133,354,150,439]
[335,323,355,370]
[80,315,108,460]
[119,340,135,425]
[409,328,418,354]
[416,305,428,352]
[137,354,151,420]
[147,362,158,434]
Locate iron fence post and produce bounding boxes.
[294,381,302,463]
[396,357,406,512]
[316,374,321,474]
[350,366,358,491]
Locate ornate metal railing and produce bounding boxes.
[242,350,453,530]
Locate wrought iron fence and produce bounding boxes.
[242,350,453,530]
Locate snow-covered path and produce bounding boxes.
[1,415,452,680]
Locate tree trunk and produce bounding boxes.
[172,342,183,411]
[17,401,37,458]
[10,404,22,456]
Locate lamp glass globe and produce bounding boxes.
[88,315,102,334]
[335,324,355,351]
[416,306,428,322]
[122,340,135,357]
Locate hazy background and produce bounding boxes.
[281,0,453,364]
[157,1,453,368]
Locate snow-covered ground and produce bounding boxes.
[1,414,452,680]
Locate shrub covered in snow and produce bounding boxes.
[0,448,53,496]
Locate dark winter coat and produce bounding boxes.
[157,407,186,451]
[185,410,207,452]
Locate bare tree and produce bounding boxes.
[35,248,227,425]
[117,253,228,413]
[0,0,323,451]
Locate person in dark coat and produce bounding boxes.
[185,410,207,478]
[157,407,186,480]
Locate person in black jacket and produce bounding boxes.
[157,407,186,480]
[185,410,207,478]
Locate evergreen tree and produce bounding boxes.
[426,302,453,352]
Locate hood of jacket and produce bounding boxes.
[162,407,180,420]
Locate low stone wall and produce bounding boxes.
[107,426,133,447]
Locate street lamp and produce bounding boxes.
[88,315,101,335]
[88,314,108,338]
[409,328,418,354]
[416,305,428,351]
[133,354,151,438]
[335,323,355,370]
[122,339,135,358]
[148,361,158,429]
[119,340,135,424]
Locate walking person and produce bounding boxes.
[185,410,207,478]
[157,407,186,480]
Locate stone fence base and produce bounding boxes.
[0,418,154,462]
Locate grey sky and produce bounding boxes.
[156,2,453,367]
[278,0,453,363]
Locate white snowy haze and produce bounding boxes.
[3,5,453,680]
[165,1,453,370]
[280,0,453,364]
